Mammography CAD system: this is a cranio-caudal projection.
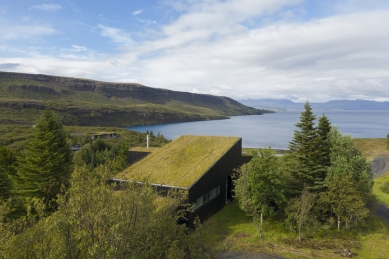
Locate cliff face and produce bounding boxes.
[0,71,271,126]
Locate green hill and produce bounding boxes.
[0,71,271,126]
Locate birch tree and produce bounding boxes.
[234,149,286,237]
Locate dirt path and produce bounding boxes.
[371,156,389,178]
[371,156,389,222]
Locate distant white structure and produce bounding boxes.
[147,135,149,149]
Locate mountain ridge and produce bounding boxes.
[0,71,271,126]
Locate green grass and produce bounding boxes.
[373,172,389,207]
[0,124,169,152]
[200,200,389,259]
[117,135,240,187]
[353,138,389,160]
[198,138,389,258]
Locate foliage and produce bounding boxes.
[316,114,332,168]
[234,149,286,237]
[380,181,389,194]
[0,162,210,259]
[13,109,73,208]
[287,102,329,191]
[320,173,369,231]
[326,127,374,197]
[0,124,34,150]
[0,147,16,201]
[285,187,317,242]
[114,143,129,172]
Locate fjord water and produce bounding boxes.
[128,110,389,149]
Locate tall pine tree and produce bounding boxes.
[287,102,324,191]
[315,114,332,186]
[14,109,72,206]
[0,146,16,201]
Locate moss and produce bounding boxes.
[117,135,240,187]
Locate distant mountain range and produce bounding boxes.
[238,99,389,110]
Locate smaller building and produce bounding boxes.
[112,135,251,226]
[89,132,120,140]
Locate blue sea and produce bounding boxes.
[127,110,389,149]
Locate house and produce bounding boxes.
[89,132,120,140]
[111,135,251,226]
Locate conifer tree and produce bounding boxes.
[14,109,72,206]
[316,114,331,167]
[315,114,332,186]
[0,146,16,201]
[287,102,323,190]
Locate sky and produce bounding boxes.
[1,0,389,102]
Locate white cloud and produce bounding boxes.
[0,25,56,40]
[29,4,62,11]
[133,9,143,15]
[3,0,389,102]
[98,25,133,46]
[71,45,88,52]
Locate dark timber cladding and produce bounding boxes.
[115,135,249,226]
[187,138,243,224]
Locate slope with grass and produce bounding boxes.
[0,71,272,126]
[117,135,240,187]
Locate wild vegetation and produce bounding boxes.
[233,102,378,257]
[0,71,270,127]
[1,100,388,258]
[0,109,214,258]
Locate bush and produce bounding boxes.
[380,181,389,194]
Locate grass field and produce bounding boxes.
[201,200,389,259]
[353,138,389,160]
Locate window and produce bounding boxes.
[192,185,221,211]
[209,188,216,199]
[192,196,204,210]
[204,193,209,203]
[209,185,220,200]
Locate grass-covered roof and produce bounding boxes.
[116,135,240,187]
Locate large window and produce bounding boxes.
[192,185,221,211]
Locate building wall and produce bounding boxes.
[127,151,151,165]
[187,138,243,225]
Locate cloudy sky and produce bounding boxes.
[1,0,389,102]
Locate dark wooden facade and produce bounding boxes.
[126,151,151,165]
[186,138,245,225]
[111,137,251,227]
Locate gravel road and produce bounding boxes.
[371,156,389,177]
[370,156,389,223]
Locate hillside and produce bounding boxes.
[0,72,271,126]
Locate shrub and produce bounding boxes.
[380,181,389,194]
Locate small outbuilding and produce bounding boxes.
[112,135,251,226]
[89,132,120,140]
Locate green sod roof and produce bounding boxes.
[116,135,240,187]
